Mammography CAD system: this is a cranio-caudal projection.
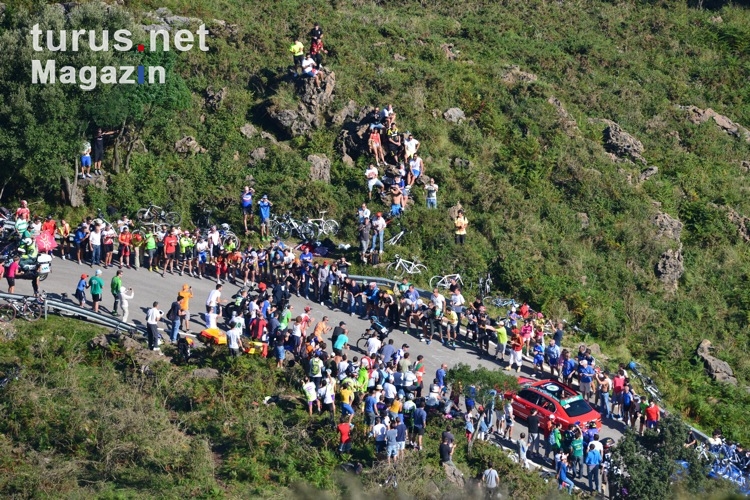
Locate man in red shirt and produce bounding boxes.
[162,230,178,276]
[612,370,626,420]
[644,400,660,431]
[337,416,354,453]
[41,215,56,234]
[309,36,327,67]
[118,227,133,268]
[15,200,30,221]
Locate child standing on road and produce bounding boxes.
[75,273,88,307]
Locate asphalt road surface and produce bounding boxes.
[12,259,625,468]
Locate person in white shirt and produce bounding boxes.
[403,133,420,161]
[207,226,221,263]
[366,333,382,357]
[365,164,384,200]
[431,289,446,312]
[383,378,398,403]
[120,286,134,322]
[88,225,102,266]
[145,302,163,351]
[370,212,387,254]
[226,323,244,357]
[195,238,209,277]
[301,54,322,87]
[372,416,388,453]
[206,284,222,314]
[358,203,371,224]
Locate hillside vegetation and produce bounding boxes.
[2,0,750,444]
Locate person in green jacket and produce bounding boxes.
[144,230,157,271]
[89,269,105,313]
[570,432,585,479]
[111,269,123,316]
[279,305,292,331]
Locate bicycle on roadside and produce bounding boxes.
[306,211,340,237]
[478,272,492,298]
[430,273,464,290]
[136,203,181,226]
[0,296,43,323]
[385,254,427,277]
[270,212,316,241]
[490,297,518,309]
[628,361,664,404]
[201,223,240,251]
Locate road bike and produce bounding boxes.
[203,223,240,251]
[270,212,316,241]
[306,211,340,237]
[429,273,464,289]
[195,207,215,230]
[385,254,427,277]
[478,271,492,298]
[628,361,664,404]
[0,296,43,323]
[136,203,181,226]
[490,297,518,309]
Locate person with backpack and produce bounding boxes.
[167,296,185,343]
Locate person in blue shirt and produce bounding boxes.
[364,389,378,426]
[557,454,575,494]
[545,340,561,379]
[74,224,88,265]
[241,186,255,234]
[436,363,447,390]
[561,350,577,386]
[413,402,427,451]
[258,195,273,242]
[578,360,596,401]
[364,282,380,317]
[584,442,602,493]
[533,342,545,376]
[74,273,89,306]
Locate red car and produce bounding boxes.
[504,378,601,430]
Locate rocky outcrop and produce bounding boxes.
[741,161,750,173]
[577,212,590,229]
[175,136,206,154]
[205,87,227,111]
[90,331,168,372]
[651,212,683,241]
[452,158,472,169]
[443,108,466,124]
[678,105,750,143]
[599,120,646,165]
[442,463,465,488]
[332,100,359,126]
[725,207,750,242]
[547,97,579,136]
[393,53,407,61]
[501,66,537,85]
[639,166,658,183]
[266,69,336,137]
[697,339,738,385]
[248,147,266,166]
[655,245,684,291]
[440,43,458,60]
[208,19,239,42]
[191,368,220,380]
[308,154,331,183]
[336,106,379,161]
[240,123,257,139]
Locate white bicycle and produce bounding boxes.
[306,210,340,237]
[430,273,464,289]
[385,254,427,277]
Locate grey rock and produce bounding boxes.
[577,212,590,229]
[547,96,579,135]
[174,136,206,154]
[341,153,354,167]
[240,123,257,139]
[209,19,239,41]
[141,24,170,32]
[205,87,227,111]
[697,339,738,385]
[266,68,336,137]
[308,154,331,183]
[501,65,538,85]
[452,158,472,169]
[600,120,646,164]
[442,463,465,488]
[725,207,750,242]
[443,107,466,124]
[440,43,458,60]
[651,212,682,241]
[332,100,360,126]
[678,105,750,143]
[248,147,266,166]
[336,107,377,161]
[163,15,200,26]
[191,368,220,380]
[260,131,278,144]
[393,53,407,61]
[655,246,683,291]
[639,166,658,182]
[741,161,750,173]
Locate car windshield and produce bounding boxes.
[562,397,594,417]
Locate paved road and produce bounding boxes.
[13,259,626,453]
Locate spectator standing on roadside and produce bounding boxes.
[89,269,104,313]
[365,164,384,201]
[371,212,386,254]
[527,408,542,456]
[146,301,163,351]
[120,286,134,322]
[585,442,602,493]
[645,399,660,431]
[424,178,438,208]
[110,269,123,316]
[74,273,88,306]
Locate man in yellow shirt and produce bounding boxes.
[289,39,305,73]
[454,209,468,245]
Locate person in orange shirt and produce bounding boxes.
[178,284,194,332]
[162,230,178,276]
[42,215,56,234]
[644,399,660,432]
[118,227,133,268]
[313,315,330,342]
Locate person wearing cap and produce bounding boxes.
[454,209,468,245]
[102,223,116,268]
[370,212,386,254]
[75,273,89,307]
[88,269,104,313]
[258,195,273,242]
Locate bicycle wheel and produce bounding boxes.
[24,302,43,322]
[429,276,443,288]
[276,223,291,240]
[222,233,239,251]
[0,304,15,323]
[136,208,151,221]
[323,220,340,235]
[38,273,49,282]
[299,223,316,241]
[385,262,402,277]
[165,211,181,225]
[356,337,368,352]
[413,264,427,274]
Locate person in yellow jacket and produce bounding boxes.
[289,39,305,73]
[454,209,468,245]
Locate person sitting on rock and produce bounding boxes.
[365,164,384,200]
[381,104,395,128]
[368,128,385,166]
[369,106,385,130]
[403,132,420,163]
[301,53,322,88]
[408,153,424,186]
[310,36,328,67]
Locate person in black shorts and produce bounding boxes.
[92,128,114,176]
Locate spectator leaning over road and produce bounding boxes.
[206,284,223,314]
[506,329,524,373]
[146,301,163,351]
[167,296,184,343]
[110,269,123,316]
[454,209,468,245]
[424,177,438,208]
[89,269,104,313]
[557,453,575,495]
